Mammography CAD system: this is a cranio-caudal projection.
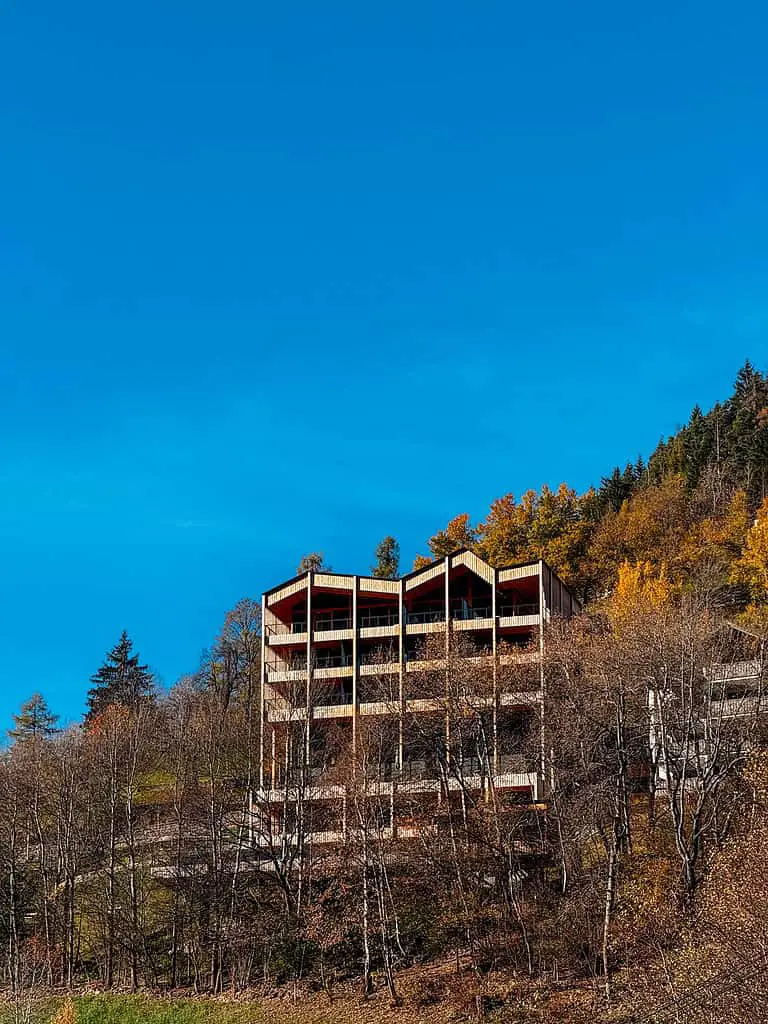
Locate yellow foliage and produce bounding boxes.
[425,513,477,561]
[678,490,750,579]
[476,483,594,585]
[411,553,433,570]
[586,475,691,593]
[735,602,768,637]
[732,495,768,599]
[607,560,675,626]
[52,999,76,1024]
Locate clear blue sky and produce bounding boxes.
[1,1,767,729]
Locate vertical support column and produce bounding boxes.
[444,555,451,657]
[306,575,313,766]
[443,555,451,786]
[270,729,276,795]
[259,594,267,790]
[492,567,498,776]
[398,577,405,770]
[352,576,359,762]
[537,562,546,802]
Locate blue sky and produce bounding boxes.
[1,1,767,729]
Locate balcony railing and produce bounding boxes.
[407,608,446,624]
[315,686,353,706]
[314,615,352,632]
[359,611,399,628]
[267,603,540,639]
[452,605,492,621]
[707,660,763,682]
[498,602,539,618]
[314,653,353,669]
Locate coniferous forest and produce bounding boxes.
[4,363,768,1022]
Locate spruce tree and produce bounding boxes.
[371,536,400,579]
[296,552,331,574]
[599,466,634,513]
[85,631,154,721]
[8,693,59,742]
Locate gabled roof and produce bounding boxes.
[264,548,550,600]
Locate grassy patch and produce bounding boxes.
[73,995,255,1024]
[0,986,468,1024]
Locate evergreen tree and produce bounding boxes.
[296,552,331,574]
[598,466,634,513]
[681,405,714,488]
[371,536,400,579]
[734,359,762,406]
[85,631,154,721]
[8,693,59,742]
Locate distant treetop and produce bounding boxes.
[371,536,400,579]
[85,630,155,722]
[296,552,331,574]
[8,692,59,743]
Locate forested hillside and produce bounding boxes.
[3,362,768,1024]
[416,359,768,616]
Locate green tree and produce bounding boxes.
[598,464,637,513]
[8,692,59,742]
[371,536,400,579]
[85,631,154,721]
[296,552,331,574]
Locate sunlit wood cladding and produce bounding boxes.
[359,661,398,676]
[358,577,399,594]
[498,613,540,628]
[499,690,542,707]
[498,563,540,583]
[311,628,353,643]
[313,573,355,590]
[265,668,307,684]
[266,704,307,723]
[359,700,399,716]
[453,616,494,631]
[314,665,353,680]
[266,631,307,646]
[266,576,308,605]
[404,620,445,635]
[312,704,354,720]
[451,550,494,583]
[359,624,399,639]
[405,658,445,672]
[498,650,539,666]
[405,562,445,590]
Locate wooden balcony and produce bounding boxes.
[707,659,763,682]
[267,630,307,647]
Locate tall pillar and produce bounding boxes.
[352,576,359,760]
[259,594,267,789]
[492,567,498,775]
[398,576,405,770]
[305,574,313,765]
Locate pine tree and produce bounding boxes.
[734,359,762,406]
[8,693,59,742]
[371,536,400,579]
[599,466,634,513]
[85,631,154,721]
[296,552,331,574]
